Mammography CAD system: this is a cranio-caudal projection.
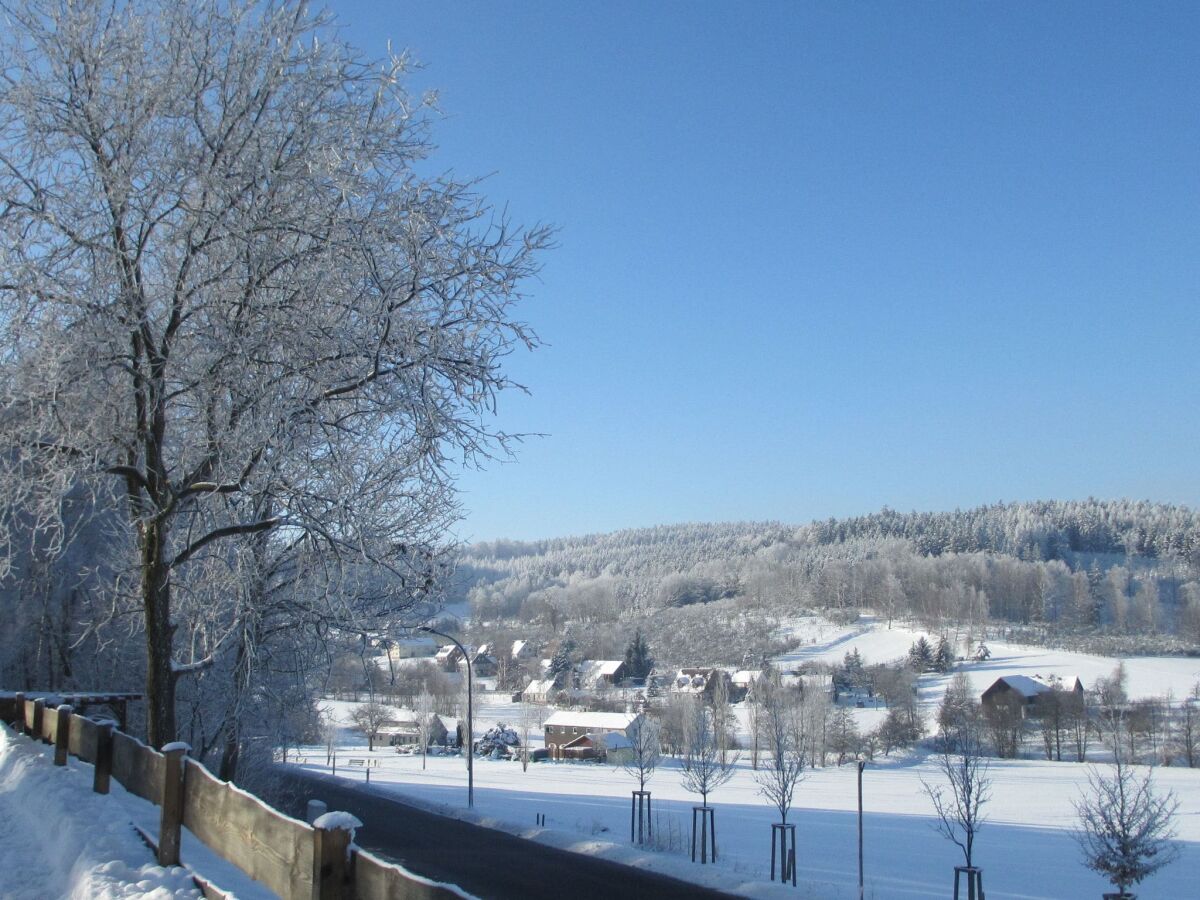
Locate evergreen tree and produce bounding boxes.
[549,638,576,678]
[908,637,934,672]
[843,648,866,689]
[623,629,654,680]
[934,636,955,673]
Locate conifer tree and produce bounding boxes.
[624,629,655,680]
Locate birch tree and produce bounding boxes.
[0,0,550,746]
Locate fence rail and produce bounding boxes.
[0,692,465,900]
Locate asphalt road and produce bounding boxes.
[275,767,738,900]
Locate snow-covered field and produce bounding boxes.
[294,617,1200,900]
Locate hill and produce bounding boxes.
[452,500,1200,666]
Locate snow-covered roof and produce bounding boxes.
[544,711,641,730]
[990,675,1052,699]
[379,709,420,728]
[523,678,558,695]
[732,670,761,686]
[578,659,625,686]
[511,640,528,659]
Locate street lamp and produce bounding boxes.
[417,625,473,808]
[857,758,867,900]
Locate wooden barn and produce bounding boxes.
[981,675,1084,714]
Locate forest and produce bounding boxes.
[456,499,1200,668]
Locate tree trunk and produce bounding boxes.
[142,520,176,748]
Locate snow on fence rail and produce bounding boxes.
[0,692,467,900]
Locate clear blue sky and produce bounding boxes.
[330,1,1200,543]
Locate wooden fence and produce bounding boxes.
[0,693,466,900]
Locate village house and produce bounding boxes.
[981,675,1084,716]
[543,710,644,760]
[668,667,731,701]
[384,636,438,660]
[465,644,499,677]
[730,669,762,702]
[376,710,450,748]
[576,659,628,691]
[435,643,466,672]
[522,667,572,704]
[511,639,538,661]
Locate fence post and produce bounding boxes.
[94,722,114,794]
[32,698,45,742]
[158,743,189,867]
[312,812,361,900]
[12,692,24,730]
[54,705,73,766]
[306,799,328,825]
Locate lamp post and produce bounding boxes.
[857,758,866,900]
[418,625,473,808]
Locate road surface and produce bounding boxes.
[275,767,738,900]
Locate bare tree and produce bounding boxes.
[1179,683,1199,768]
[680,699,739,807]
[1074,754,1180,897]
[0,0,550,747]
[623,717,662,792]
[349,699,395,752]
[517,701,545,773]
[753,671,805,825]
[921,719,991,872]
[415,689,435,770]
[711,672,734,764]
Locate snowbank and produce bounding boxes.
[0,725,200,900]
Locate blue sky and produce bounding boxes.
[331,1,1200,542]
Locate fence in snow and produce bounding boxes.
[0,693,465,900]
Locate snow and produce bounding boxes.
[160,742,191,754]
[295,618,1200,899]
[313,811,362,832]
[543,711,640,730]
[0,726,199,900]
[986,674,1052,698]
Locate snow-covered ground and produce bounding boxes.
[772,615,1200,702]
[0,726,290,900]
[295,617,1200,899]
[0,726,200,900]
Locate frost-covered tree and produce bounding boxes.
[416,689,435,770]
[680,699,738,807]
[517,701,544,773]
[937,672,980,754]
[1074,754,1179,897]
[934,636,955,673]
[349,699,396,752]
[908,637,934,672]
[753,672,805,823]
[0,0,549,746]
[622,717,661,792]
[922,717,991,873]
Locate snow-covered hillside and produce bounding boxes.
[773,615,1200,706]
